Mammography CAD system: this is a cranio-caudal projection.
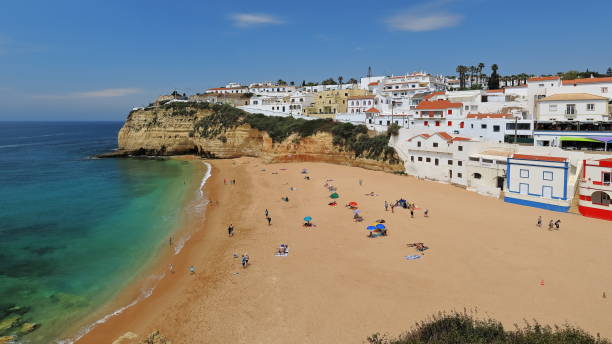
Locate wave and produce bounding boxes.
[56,273,166,344]
[0,143,40,149]
[200,162,212,198]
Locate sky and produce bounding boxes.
[1,0,611,121]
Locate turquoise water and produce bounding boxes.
[0,122,201,343]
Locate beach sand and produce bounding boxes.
[77,157,612,344]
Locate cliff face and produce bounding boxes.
[116,106,402,172]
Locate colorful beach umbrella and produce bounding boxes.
[329,192,339,199]
[304,216,312,222]
[348,201,358,207]
[376,224,386,230]
[366,226,377,231]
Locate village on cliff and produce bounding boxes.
[144,66,612,221]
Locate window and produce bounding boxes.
[433,142,438,147]
[458,146,463,151]
[418,157,422,161]
[426,157,431,163]
[469,157,479,162]
[473,173,482,179]
[448,121,453,126]
[417,141,421,147]
[448,109,453,115]
[411,156,414,162]
[520,169,529,178]
[482,159,493,164]
[538,83,544,87]
[543,171,553,181]
[493,125,500,132]
[549,104,557,112]
[435,121,440,127]
[481,124,487,129]
[602,87,608,93]
[465,106,469,110]
[603,172,611,184]
[458,173,463,178]
[424,121,429,126]
[460,122,464,129]
[458,161,463,166]
[448,160,453,165]
[435,158,439,166]
[587,103,595,111]
[592,191,611,206]
[566,104,576,115]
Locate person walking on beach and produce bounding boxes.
[384,200,388,211]
[359,179,363,186]
[228,224,234,237]
[224,178,226,185]
[169,264,174,274]
[241,254,249,268]
[424,209,429,217]
[189,265,195,275]
[554,219,561,230]
[537,216,542,228]
[548,220,554,230]
[410,209,414,218]
[265,209,269,217]
[266,216,272,226]
[390,203,395,213]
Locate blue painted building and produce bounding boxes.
[504,154,571,212]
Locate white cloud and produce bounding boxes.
[230,13,284,28]
[34,88,143,99]
[385,1,463,32]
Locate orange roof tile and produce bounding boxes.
[423,91,445,100]
[561,77,612,85]
[512,154,566,162]
[486,89,505,93]
[416,100,462,110]
[365,107,380,113]
[368,82,379,86]
[528,76,560,82]
[466,113,513,119]
[406,132,470,143]
[452,137,471,142]
[407,133,431,141]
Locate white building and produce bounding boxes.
[536,93,610,122]
[347,95,377,113]
[504,154,573,212]
[380,72,446,99]
[579,158,612,221]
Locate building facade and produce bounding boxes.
[578,158,612,221]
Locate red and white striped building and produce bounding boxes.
[579,158,612,221]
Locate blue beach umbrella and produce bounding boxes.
[304,216,312,222]
[366,226,377,231]
[376,224,386,230]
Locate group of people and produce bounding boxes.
[537,216,561,230]
[223,179,237,185]
[385,199,428,217]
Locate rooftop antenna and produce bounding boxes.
[367,66,372,78]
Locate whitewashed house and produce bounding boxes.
[536,93,610,122]
[504,154,572,212]
[347,95,377,113]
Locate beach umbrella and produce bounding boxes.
[376,224,386,230]
[348,201,358,207]
[330,192,339,199]
[304,216,312,222]
[366,226,377,231]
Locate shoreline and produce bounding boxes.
[77,158,612,344]
[61,156,209,343]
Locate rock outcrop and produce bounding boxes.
[114,104,403,172]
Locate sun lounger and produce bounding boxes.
[405,255,422,260]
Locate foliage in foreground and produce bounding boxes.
[367,311,610,344]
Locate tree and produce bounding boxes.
[456,65,468,89]
[301,80,306,87]
[289,81,295,86]
[488,64,500,90]
[477,62,485,85]
[277,79,288,85]
[338,76,344,85]
[607,67,612,76]
[322,78,338,85]
[348,78,358,84]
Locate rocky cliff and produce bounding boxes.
[113,103,402,172]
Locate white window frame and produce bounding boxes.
[543,171,553,181]
[520,169,529,178]
[586,103,595,111]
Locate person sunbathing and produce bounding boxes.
[328,201,337,206]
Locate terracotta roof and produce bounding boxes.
[347,95,376,100]
[423,91,445,100]
[562,77,612,85]
[368,82,379,86]
[539,93,608,101]
[365,107,380,113]
[407,132,470,143]
[452,137,471,142]
[486,89,505,93]
[528,76,560,82]
[416,99,462,110]
[407,133,431,141]
[511,154,566,162]
[466,113,513,119]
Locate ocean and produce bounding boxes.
[0,122,205,343]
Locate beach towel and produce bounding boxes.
[405,255,422,260]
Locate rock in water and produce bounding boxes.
[18,322,39,335]
[141,330,171,344]
[0,315,21,332]
[0,336,15,344]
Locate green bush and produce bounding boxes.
[367,311,610,344]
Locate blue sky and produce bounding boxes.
[1,0,611,121]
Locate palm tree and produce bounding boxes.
[477,63,485,85]
[338,76,344,85]
[456,65,467,89]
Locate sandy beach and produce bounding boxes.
[77,157,612,344]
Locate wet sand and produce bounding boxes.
[77,157,612,344]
